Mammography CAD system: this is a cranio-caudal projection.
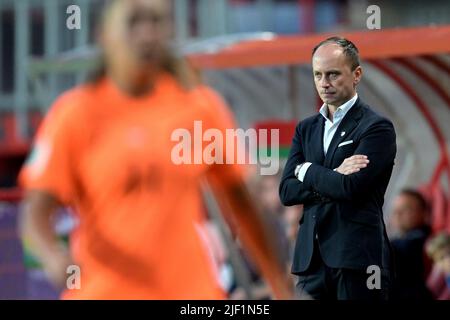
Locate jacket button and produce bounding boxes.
[315,234,319,240]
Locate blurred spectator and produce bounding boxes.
[258,173,291,266]
[283,205,303,263]
[426,232,450,291]
[389,188,433,300]
[228,170,305,300]
[426,263,450,300]
[227,172,292,300]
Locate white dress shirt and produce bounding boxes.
[296,93,358,182]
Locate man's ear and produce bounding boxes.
[353,66,363,86]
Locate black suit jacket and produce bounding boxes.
[279,98,396,274]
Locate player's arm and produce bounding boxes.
[20,190,72,288]
[206,172,294,300]
[18,91,81,289]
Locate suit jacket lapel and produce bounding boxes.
[310,115,325,165]
[323,98,364,168]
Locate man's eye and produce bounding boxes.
[314,74,321,80]
[329,73,338,80]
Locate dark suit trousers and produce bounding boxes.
[295,242,391,300]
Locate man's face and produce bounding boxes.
[312,43,362,108]
[391,194,426,234]
[101,0,172,75]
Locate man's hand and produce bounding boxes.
[335,155,369,175]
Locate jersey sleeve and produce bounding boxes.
[194,86,250,185]
[18,89,85,205]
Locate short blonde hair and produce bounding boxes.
[426,232,450,260]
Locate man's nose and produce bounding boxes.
[320,77,330,88]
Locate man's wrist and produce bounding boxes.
[294,164,304,179]
[295,162,312,182]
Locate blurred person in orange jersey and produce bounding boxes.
[18,0,293,300]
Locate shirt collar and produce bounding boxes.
[319,93,358,123]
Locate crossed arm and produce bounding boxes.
[280,119,396,205]
[279,124,321,206]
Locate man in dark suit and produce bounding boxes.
[279,37,396,300]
